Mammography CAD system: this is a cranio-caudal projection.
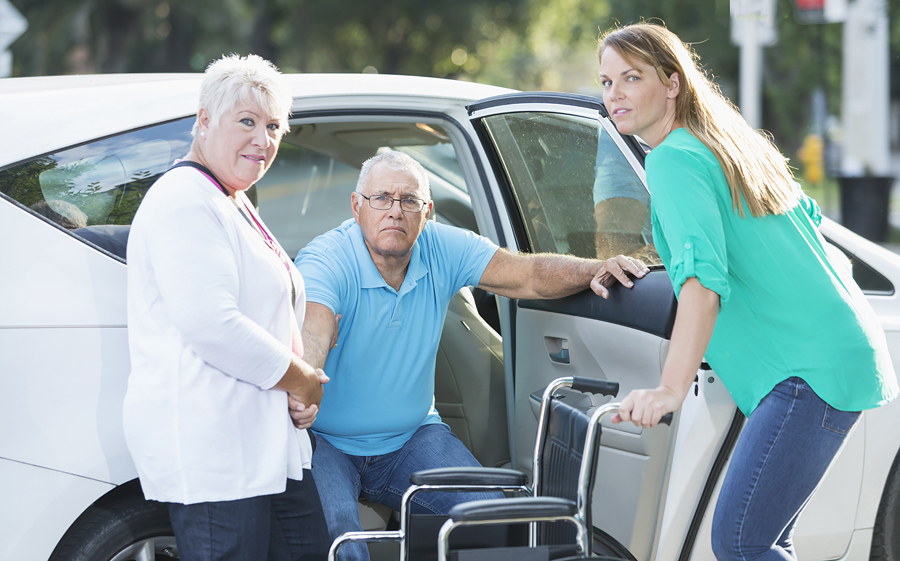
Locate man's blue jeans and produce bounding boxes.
[168,472,329,561]
[312,423,502,561]
[711,377,861,561]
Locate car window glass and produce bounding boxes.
[0,117,193,258]
[255,120,474,258]
[824,238,894,295]
[480,111,661,265]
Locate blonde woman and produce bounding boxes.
[598,23,897,561]
[124,54,328,560]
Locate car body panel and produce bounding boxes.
[2,217,126,327]
[0,458,114,561]
[3,73,900,561]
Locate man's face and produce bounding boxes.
[351,163,432,262]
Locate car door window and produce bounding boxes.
[0,118,193,259]
[480,111,661,265]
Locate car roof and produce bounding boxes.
[0,73,515,168]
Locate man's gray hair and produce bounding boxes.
[191,53,292,137]
[356,151,432,200]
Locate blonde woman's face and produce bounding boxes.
[599,47,679,148]
[197,100,283,195]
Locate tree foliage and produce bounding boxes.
[7,0,899,158]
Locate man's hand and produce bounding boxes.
[590,255,650,299]
[479,250,648,301]
[288,368,330,429]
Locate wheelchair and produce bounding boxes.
[328,376,672,561]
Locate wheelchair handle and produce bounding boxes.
[570,377,619,397]
[595,403,674,427]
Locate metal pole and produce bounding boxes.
[739,19,762,129]
[841,0,891,176]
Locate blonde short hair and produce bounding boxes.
[192,54,292,137]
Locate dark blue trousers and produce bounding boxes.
[168,471,329,561]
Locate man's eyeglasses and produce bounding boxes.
[359,193,429,213]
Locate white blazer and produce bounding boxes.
[124,166,311,505]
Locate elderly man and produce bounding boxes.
[293,150,646,560]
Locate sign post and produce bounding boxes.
[730,0,777,129]
[835,0,892,241]
[0,0,27,78]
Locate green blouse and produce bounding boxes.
[648,128,897,416]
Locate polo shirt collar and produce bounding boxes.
[347,221,428,292]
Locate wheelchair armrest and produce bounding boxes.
[409,467,527,487]
[448,496,576,522]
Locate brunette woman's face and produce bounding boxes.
[599,47,679,148]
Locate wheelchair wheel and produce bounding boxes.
[592,527,637,561]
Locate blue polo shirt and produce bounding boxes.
[295,219,499,456]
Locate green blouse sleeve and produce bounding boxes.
[795,182,822,227]
[647,143,731,302]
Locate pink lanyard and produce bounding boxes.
[169,161,297,307]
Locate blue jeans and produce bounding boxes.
[312,423,502,561]
[168,472,329,561]
[711,377,861,561]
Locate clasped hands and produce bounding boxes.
[288,369,329,430]
[287,313,341,430]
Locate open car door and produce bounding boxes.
[465,93,863,561]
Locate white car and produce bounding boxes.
[3,73,900,561]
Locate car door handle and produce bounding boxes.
[545,337,570,364]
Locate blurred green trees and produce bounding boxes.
[7,0,900,156]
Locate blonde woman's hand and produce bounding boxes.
[287,368,329,429]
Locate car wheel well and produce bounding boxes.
[871,448,900,561]
[48,478,176,561]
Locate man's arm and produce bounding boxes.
[477,248,649,300]
[286,302,338,429]
[302,303,339,370]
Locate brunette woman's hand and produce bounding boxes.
[613,385,683,428]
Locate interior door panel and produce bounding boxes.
[513,303,676,559]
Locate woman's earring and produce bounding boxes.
[200,131,206,137]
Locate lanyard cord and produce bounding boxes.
[168,160,297,307]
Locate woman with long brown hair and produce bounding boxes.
[598,22,897,561]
